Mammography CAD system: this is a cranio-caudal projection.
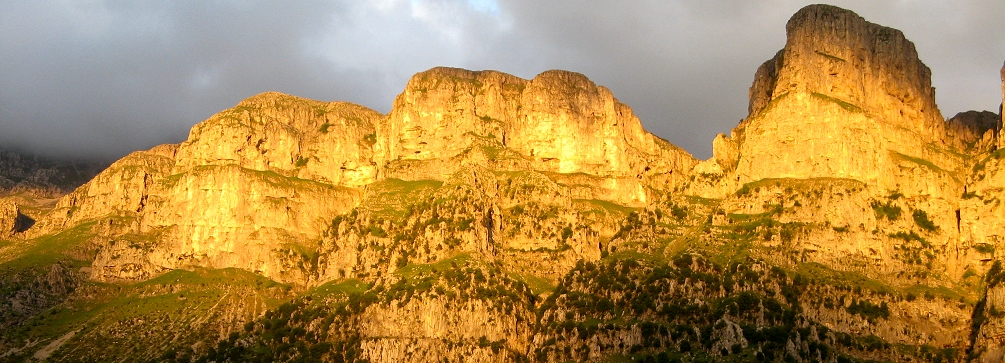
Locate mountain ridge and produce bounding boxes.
[2,4,1005,363]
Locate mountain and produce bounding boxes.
[2,4,1004,363]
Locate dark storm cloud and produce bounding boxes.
[1,0,1002,161]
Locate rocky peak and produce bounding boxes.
[946,110,1001,146]
[377,67,695,181]
[174,92,383,187]
[722,4,964,196]
[750,4,942,130]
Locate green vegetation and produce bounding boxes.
[753,91,790,119]
[890,151,958,182]
[815,50,847,62]
[912,209,938,232]
[973,243,995,254]
[845,299,890,321]
[811,92,863,113]
[871,201,902,221]
[362,132,377,145]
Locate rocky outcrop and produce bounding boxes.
[0,199,16,238]
[376,67,696,205]
[970,262,1005,362]
[25,67,695,286]
[174,92,383,187]
[682,4,989,286]
[8,4,1005,363]
[947,111,1000,149]
[731,4,959,192]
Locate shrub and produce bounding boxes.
[846,300,890,320]
[973,243,995,254]
[671,205,688,219]
[912,210,938,232]
[871,201,901,221]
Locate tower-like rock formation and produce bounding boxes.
[0,199,16,238]
[689,4,983,283]
[732,5,960,191]
[376,67,695,195]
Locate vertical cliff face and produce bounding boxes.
[0,200,16,238]
[377,67,695,191]
[680,4,1003,293]
[9,4,1005,363]
[971,263,1005,362]
[731,4,959,193]
[946,111,1000,147]
[772,5,942,128]
[26,68,693,286]
[175,92,383,187]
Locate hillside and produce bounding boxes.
[1,4,1004,363]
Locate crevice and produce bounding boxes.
[956,209,962,234]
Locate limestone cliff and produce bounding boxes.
[971,262,1005,362]
[947,111,1000,150]
[24,68,693,287]
[0,200,16,238]
[376,67,695,205]
[679,5,993,290]
[5,4,1005,363]
[731,4,958,190]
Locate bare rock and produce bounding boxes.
[377,67,696,204]
[971,262,1005,362]
[947,110,1001,146]
[0,199,16,238]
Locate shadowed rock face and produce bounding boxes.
[947,111,1001,145]
[0,149,107,199]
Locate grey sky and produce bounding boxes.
[1,0,1002,161]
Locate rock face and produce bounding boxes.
[28,69,694,286]
[971,263,1005,362]
[947,111,1000,147]
[377,67,694,204]
[9,4,1005,363]
[174,92,383,187]
[0,199,16,238]
[732,4,956,191]
[682,4,988,285]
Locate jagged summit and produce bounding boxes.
[378,66,694,182]
[750,4,940,126]
[701,3,968,199]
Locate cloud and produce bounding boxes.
[1,0,1002,161]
